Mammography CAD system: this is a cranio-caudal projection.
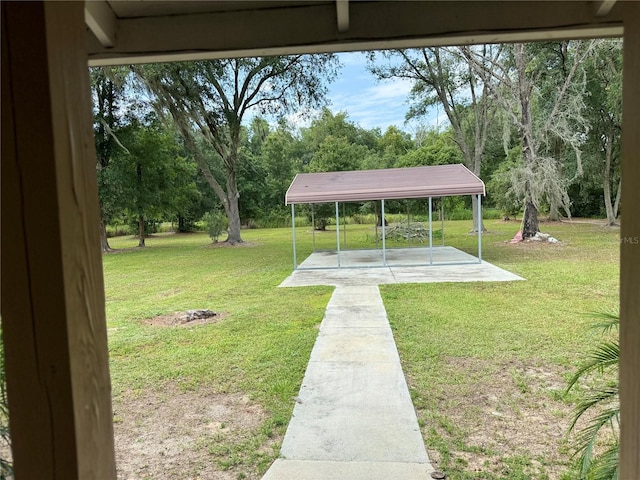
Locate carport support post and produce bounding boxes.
[291,204,297,269]
[441,200,445,247]
[335,202,341,268]
[343,203,347,246]
[381,199,387,265]
[429,197,433,265]
[477,194,482,263]
[311,204,316,251]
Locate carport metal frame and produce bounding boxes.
[289,193,483,271]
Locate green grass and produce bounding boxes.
[104,218,620,479]
[105,230,333,476]
[380,219,620,479]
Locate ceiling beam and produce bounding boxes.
[336,0,349,33]
[594,0,617,17]
[86,1,623,66]
[85,0,116,48]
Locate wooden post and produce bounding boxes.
[620,3,640,479]
[1,2,116,479]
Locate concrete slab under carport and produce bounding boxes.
[280,246,524,287]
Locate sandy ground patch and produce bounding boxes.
[113,385,276,480]
[422,357,576,479]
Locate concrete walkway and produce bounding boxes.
[262,286,435,480]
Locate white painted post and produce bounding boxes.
[381,199,387,265]
[429,196,433,265]
[335,202,341,268]
[291,204,297,269]
[477,194,482,263]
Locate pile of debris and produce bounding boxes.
[180,309,218,323]
[383,222,440,242]
[510,230,559,244]
[144,309,223,327]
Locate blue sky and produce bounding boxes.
[321,51,444,134]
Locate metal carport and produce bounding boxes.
[285,164,485,269]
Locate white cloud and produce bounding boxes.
[329,76,414,131]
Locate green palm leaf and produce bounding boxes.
[566,311,619,480]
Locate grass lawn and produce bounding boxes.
[104,218,619,479]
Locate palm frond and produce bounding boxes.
[587,310,619,335]
[566,341,619,392]
[568,385,619,432]
[567,311,619,480]
[588,442,619,480]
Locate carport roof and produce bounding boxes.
[285,164,485,205]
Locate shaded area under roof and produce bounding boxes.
[285,164,485,205]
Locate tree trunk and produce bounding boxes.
[603,129,618,226]
[374,200,387,227]
[548,198,560,221]
[99,216,112,253]
[138,215,145,247]
[224,174,243,244]
[613,176,622,221]
[515,44,539,239]
[522,201,539,238]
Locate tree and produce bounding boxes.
[305,135,368,230]
[584,40,623,226]
[91,66,129,252]
[465,41,596,238]
[104,117,199,247]
[255,121,300,219]
[300,109,378,229]
[369,46,500,232]
[396,128,463,168]
[134,55,339,244]
[486,147,523,220]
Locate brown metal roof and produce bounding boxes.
[285,164,485,205]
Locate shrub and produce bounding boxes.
[202,211,228,243]
[566,312,619,480]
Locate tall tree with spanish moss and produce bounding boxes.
[465,41,596,238]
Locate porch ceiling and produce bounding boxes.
[85,1,623,66]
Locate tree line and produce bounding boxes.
[92,39,622,250]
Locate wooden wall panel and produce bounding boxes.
[1,2,116,478]
[620,3,640,479]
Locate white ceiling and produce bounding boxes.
[85,1,623,66]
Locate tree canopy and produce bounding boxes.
[93,41,623,243]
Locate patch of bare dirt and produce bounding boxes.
[422,357,575,479]
[113,384,273,480]
[143,310,228,327]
